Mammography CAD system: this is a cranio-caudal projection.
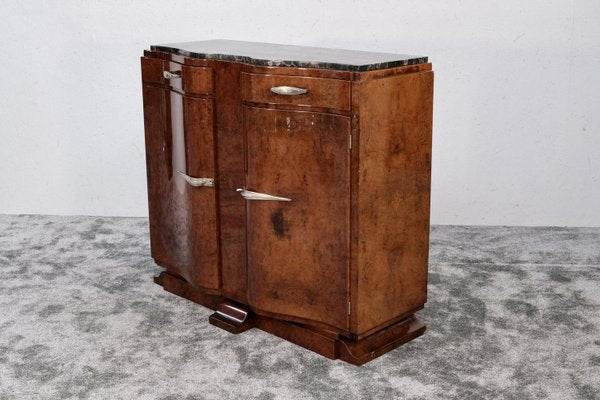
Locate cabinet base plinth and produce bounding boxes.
[155,271,425,366]
[338,316,425,365]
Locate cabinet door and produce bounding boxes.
[142,85,220,291]
[244,107,350,331]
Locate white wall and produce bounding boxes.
[0,1,598,226]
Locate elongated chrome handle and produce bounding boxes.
[270,86,308,96]
[177,171,214,187]
[163,71,181,80]
[236,188,291,202]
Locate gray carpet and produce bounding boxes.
[0,214,599,400]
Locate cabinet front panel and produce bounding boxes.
[143,85,220,291]
[244,107,350,331]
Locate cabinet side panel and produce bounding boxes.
[355,71,433,335]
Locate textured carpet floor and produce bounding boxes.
[0,215,599,400]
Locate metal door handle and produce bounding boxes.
[163,71,181,80]
[270,86,308,96]
[236,188,291,202]
[177,171,214,187]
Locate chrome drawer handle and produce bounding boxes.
[236,188,291,202]
[177,171,214,187]
[270,86,308,96]
[163,71,181,80]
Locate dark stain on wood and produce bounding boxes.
[271,208,286,239]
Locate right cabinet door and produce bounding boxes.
[244,107,351,331]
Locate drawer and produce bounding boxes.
[241,72,351,111]
[141,57,164,85]
[164,61,213,95]
[141,58,213,95]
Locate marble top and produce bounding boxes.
[150,39,427,72]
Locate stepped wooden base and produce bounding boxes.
[155,271,425,366]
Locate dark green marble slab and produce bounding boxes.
[151,39,428,72]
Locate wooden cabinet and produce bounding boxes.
[141,40,433,365]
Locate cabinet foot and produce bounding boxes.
[154,272,425,365]
[209,301,255,334]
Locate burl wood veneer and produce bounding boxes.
[141,40,433,365]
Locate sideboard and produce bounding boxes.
[141,39,434,365]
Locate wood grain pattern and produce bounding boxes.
[182,95,220,290]
[155,271,223,309]
[142,84,220,291]
[245,107,351,331]
[142,84,168,260]
[181,64,214,95]
[353,63,432,81]
[212,61,248,304]
[163,61,213,95]
[241,72,351,111]
[338,315,425,364]
[242,64,353,80]
[141,57,165,85]
[352,70,434,336]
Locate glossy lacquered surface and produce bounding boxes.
[245,107,351,332]
[141,44,433,364]
[141,62,220,292]
[351,68,434,336]
[141,58,214,96]
[241,72,351,111]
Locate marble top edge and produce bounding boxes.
[149,39,428,72]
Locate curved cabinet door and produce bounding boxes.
[142,85,220,291]
[244,107,350,331]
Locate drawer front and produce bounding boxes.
[141,57,213,95]
[141,57,164,85]
[241,72,351,111]
[164,61,213,95]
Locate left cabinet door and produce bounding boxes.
[142,83,220,291]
